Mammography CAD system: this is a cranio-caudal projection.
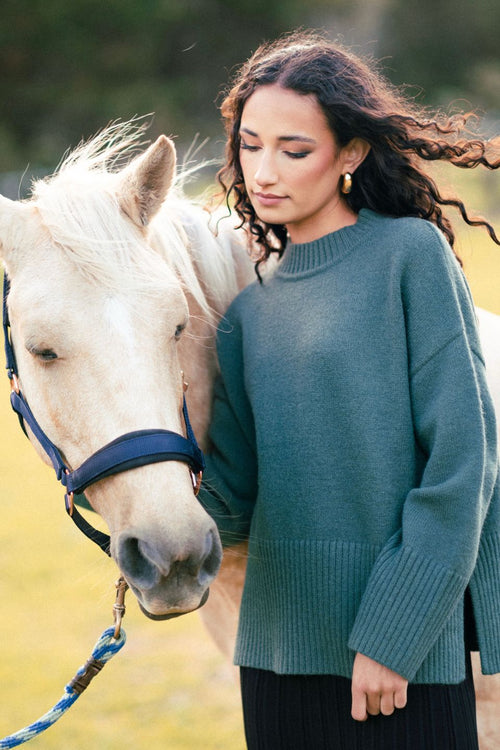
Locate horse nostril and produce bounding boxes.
[197,528,223,587]
[117,535,164,589]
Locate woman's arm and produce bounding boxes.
[349,224,499,682]
[198,307,258,546]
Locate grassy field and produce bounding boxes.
[0,171,498,748]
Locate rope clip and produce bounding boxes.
[113,576,129,639]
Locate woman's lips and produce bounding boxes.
[253,191,287,207]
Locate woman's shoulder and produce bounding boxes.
[224,260,280,318]
[363,210,459,276]
[364,209,448,250]
[225,278,260,312]
[218,278,266,341]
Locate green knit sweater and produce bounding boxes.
[199,209,500,683]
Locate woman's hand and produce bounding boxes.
[351,652,408,721]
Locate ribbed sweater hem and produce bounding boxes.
[233,537,467,683]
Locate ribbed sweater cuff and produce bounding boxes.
[348,543,468,681]
[468,533,500,674]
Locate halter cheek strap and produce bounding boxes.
[3,274,205,557]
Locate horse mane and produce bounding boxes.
[30,120,242,321]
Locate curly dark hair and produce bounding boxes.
[217,30,499,278]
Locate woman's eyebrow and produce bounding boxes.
[278,134,316,144]
[240,126,316,144]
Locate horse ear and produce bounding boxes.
[117,135,177,228]
[0,194,29,274]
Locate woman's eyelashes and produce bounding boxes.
[240,142,311,159]
[240,142,259,152]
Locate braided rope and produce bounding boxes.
[0,627,126,748]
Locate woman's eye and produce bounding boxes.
[240,143,259,152]
[285,151,310,159]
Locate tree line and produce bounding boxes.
[1,0,499,188]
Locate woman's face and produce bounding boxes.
[239,84,358,243]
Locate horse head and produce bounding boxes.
[0,129,224,619]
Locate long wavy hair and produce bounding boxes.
[217,31,499,277]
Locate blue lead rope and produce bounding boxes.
[0,627,126,748]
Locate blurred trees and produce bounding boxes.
[0,0,499,181]
[380,0,500,113]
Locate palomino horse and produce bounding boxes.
[0,125,499,746]
[0,124,253,620]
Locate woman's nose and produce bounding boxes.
[254,152,278,186]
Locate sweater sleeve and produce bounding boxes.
[197,306,258,547]
[348,223,499,681]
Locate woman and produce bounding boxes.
[199,30,500,749]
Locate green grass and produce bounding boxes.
[0,382,245,749]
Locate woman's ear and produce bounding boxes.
[342,138,371,175]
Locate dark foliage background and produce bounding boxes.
[1,0,499,191]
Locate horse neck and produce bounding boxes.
[177,299,218,450]
[158,199,254,448]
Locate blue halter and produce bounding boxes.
[2,274,205,557]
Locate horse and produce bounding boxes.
[0,124,499,747]
[0,123,254,622]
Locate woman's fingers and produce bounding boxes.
[379,691,395,716]
[351,652,409,722]
[394,684,408,710]
[351,687,368,722]
[367,692,381,715]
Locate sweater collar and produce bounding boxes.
[276,208,377,278]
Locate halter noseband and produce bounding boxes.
[2,274,205,557]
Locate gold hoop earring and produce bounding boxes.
[341,173,353,195]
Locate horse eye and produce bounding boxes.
[174,323,186,341]
[30,346,58,362]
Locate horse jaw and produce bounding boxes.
[116,135,176,228]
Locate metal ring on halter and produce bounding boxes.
[9,372,20,394]
[191,470,202,496]
[64,470,75,516]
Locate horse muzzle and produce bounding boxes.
[115,524,222,619]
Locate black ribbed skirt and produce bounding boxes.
[240,654,478,749]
